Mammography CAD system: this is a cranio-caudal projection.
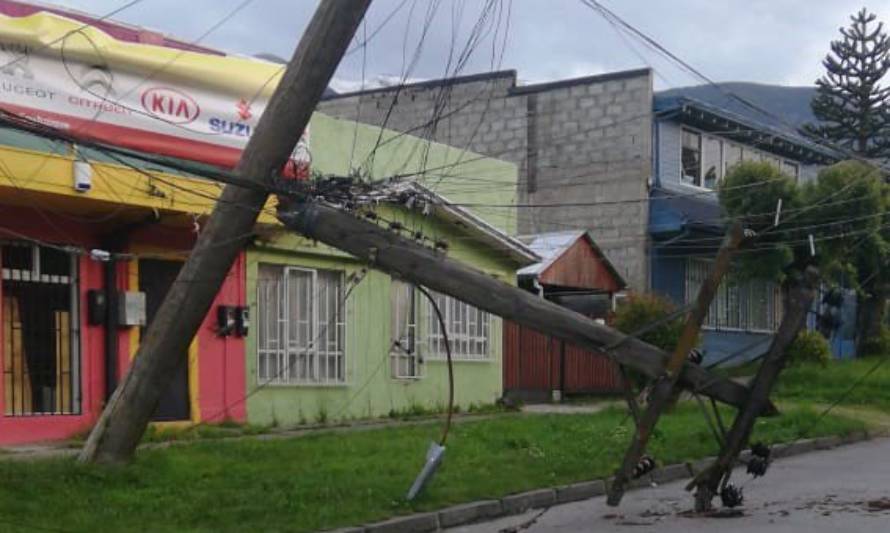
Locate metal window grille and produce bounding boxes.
[2,243,81,416]
[685,258,783,332]
[427,290,490,360]
[256,264,346,385]
[390,280,422,379]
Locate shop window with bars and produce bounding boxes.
[427,291,491,360]
[390,280,422,379]
[2,243,80,415]
[256,265,346,385]
[685,258,783,332]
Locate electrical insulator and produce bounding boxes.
[632,455,656,478]
[750,442,771,460]
[747,456,769,478]
[687,348,704,365]
[720,484,744,508]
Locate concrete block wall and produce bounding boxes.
[319,68,654,289]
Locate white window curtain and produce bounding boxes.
[390,280,422,378]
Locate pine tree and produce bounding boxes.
[802,8,890,159]
[802,9,890,351]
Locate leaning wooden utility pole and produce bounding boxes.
[687,266,819,511]
[277,201,771,413]
[79,0,372,464]
[606,222,744,506]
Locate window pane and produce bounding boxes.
[426,290,490,360]
[782,161,799,181]
[724,143,742,176]
[681,130,702,186]
[702,136,722,189]
[742,148,761,162]
[2,244,32,272]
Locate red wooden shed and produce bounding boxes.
[503,231,625,402]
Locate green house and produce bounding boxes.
[243,114,535,426]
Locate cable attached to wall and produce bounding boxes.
[416,285,455,446]
[406,285,455,501]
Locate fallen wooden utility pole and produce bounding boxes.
[606,222,744,506]
[79,0,372,464]
[278,201,773,412]
[688,266,819,511]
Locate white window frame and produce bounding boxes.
[256,264,347,386]
[390,279,423,379]
[427,291,491,361]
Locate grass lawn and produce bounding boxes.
[0,405,865,532]
[772,358,890,410]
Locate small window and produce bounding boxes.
[390,280,422,379]
[681,129,702,186]
[2,243,80,415]
[702,136,723,189]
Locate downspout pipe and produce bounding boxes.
[103,257,118,401]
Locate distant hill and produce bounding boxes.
[656,82,818,134]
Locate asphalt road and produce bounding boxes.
[446,437,890,533]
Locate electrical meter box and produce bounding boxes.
[117,292,147,326]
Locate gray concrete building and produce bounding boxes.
[319,68,655,290]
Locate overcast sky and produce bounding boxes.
[54,0,890,92]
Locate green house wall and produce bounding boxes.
[245,206,521,428]
[309,112,518,235]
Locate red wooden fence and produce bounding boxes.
[503,320,622,401]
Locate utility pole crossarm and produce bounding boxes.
[277,202,770,412]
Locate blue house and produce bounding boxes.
[648,95,853,364]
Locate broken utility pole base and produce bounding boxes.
[687,267,820,512]
[606,222,744,506]
[277,200,771,414]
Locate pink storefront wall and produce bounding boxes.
[0,207,246,446]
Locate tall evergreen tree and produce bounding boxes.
[802,8,890,159]
[802,9,890,351]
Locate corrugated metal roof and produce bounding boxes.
[516,230,586,276]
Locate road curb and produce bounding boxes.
[336,430,871,532]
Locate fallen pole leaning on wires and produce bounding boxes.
[276,194,773,415]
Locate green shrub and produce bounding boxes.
[613,293,687,352]
[859,326,890,358]
[613,293,694,388]
[786,330,832,367]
